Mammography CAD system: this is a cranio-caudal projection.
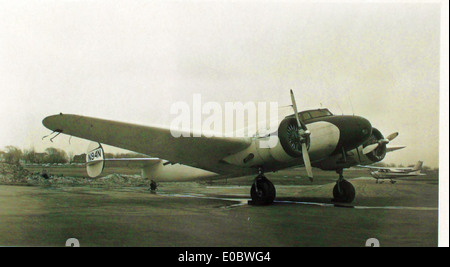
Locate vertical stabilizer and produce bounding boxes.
[86,142,105,178]
[413,161,424,171]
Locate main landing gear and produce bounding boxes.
[332,169,356,203]
[250,169,276,205]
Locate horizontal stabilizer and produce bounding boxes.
[86,142,161,177]
[104,158,161,168]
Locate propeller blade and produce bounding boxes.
[386,132,399,141]
[386,145,406,152]
[290,90,310,135]
[290,89,302,128]
[363,143,379,154]
[302,143,313,181]
[291,90,313,180]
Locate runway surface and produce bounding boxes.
[0,176,438,247]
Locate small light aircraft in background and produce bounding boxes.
[42,90,405,205]
[359,161,425,184]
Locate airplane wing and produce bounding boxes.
[43,114,252,174]
[358,165,392,171]
[358,165,416,172]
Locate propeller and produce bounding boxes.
[290,89,313,181]
[363,132,399,154]
[385,132,399,142]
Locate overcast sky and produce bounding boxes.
[0,0,444,168]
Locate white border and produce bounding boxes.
[438,0,449,248]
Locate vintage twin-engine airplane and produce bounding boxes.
[360,161,425,184]
[42,90,405,205]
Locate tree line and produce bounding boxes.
[0,146,70,164]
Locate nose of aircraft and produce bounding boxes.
[356,116,372,142]
[329,115,372,151]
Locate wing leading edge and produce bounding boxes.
[43,113,252,174]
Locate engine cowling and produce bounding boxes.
[338,127,388,167]
[314,127,388,170]
[277,117,310,158]
[362,127,387,163]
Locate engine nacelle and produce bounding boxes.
[314,127,387,170]
[222,117,340,169]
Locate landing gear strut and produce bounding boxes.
[332,169,356,203]
[250,169,276,205]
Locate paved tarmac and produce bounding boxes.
[0,175,438,247]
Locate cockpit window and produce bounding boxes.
[301,112,312,121]
[309,109,332,118]
[299,109,333,120]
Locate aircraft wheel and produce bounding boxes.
[250,177,276,205]
[333,180,356,203]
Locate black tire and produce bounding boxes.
[150,182,157,191]
[333,180,356,203]
[250,178,276,205]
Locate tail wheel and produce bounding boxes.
[333,180,356,203]
[250,178,276,205]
